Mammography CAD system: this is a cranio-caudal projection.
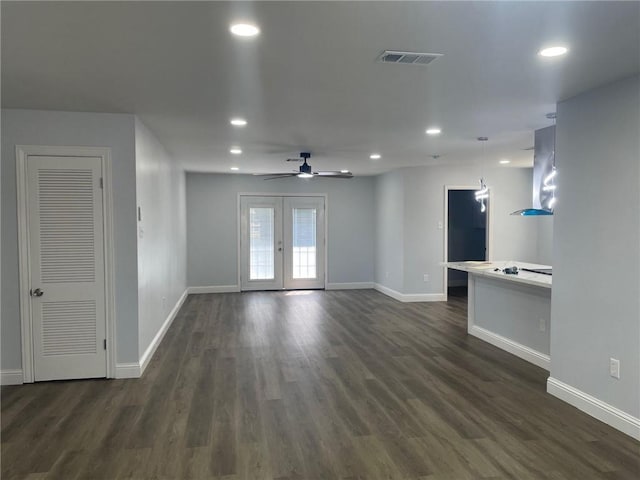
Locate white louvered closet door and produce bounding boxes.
[27,156,107,381]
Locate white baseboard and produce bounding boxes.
[374,283,446,303]
[3,363,142,382]
[138,288,189,376]
[188,285,240,294]
[469,325,550,370]
[326,282,374,290]
[1,369,24,385]
[547,377,640,441]
[115,362,141,379]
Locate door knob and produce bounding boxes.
[30,288,44,297]
[278,247,282,251]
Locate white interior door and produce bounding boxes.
[240,196,325,291]
[283,196,325,290]
[240,196,284,291]
[27,155,107,381]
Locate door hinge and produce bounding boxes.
[103,339,107,350]
[99,177,104,189]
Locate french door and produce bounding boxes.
[240,196,325,291]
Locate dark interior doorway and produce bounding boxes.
[447,189,487,296]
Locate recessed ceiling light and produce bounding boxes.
[230,23,260,37]
[340,169,350,173]
[230,167,239,171]
[426,127,442,135]
[370,153,381,160]
[538,46,568,57]
[230,147,242,155]
[499,159,511,164]
[230,118,247,127]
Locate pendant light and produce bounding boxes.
[474,137,489,213]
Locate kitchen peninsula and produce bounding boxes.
[447,261,552,370]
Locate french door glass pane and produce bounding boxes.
[292,208,316,279]
[249,207,274,280]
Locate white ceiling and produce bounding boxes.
[2,1,639,175]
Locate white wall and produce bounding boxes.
[551,75,639,419]
[134,118,187,362]
[375,165,543,296]
[186,173,375,288]
[1,109,139,367]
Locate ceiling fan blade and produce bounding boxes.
[252,172,298,177]
[286,158,302,162]
[253,173,298,179]
[314,171,354,178]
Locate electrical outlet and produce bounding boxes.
[385,271,390,279]
[437,221,443,230]
[539,318,546,332]
[161,296,166,313]
[610,358,620,379]
[423,274,430,282]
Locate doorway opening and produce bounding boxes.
[239,195,326,291]
[444,187,490,300]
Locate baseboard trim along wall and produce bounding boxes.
[374,283,446,303]
[1,369,24,385]
[187,285,241,294]
[114,363,141,379]
[116,288,189,379]
[547,377,640,441]
[326,282,374,290]
[139,289,189,375]
[469,325,551,371]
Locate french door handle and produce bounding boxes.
[30,288,44,297]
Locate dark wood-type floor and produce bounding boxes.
[2,290,639,479]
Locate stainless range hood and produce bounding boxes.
[511,125,556,216]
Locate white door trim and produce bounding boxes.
[237,193,329,290]
[16,145,117,382]
[443,185,493,302]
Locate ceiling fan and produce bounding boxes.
[253,152,353,180]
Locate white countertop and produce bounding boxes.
[444,261,552,289]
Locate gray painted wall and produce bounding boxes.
[1,109,139,366]
[134,118,187,359]
[374,165,543,295]
[536,216,554,266]
[186,173,375,287]
[475,277,551,355]
[551,75,640,417]
[374,171,405,291]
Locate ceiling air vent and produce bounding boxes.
[377,50,443,66]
